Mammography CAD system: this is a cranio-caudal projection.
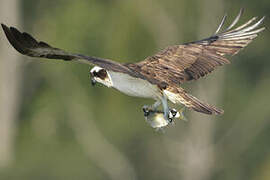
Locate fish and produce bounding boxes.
[143,107,187,130]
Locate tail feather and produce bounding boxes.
[164,87,224,115]
[182,93,224,115]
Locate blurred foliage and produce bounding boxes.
[0,0,270,180]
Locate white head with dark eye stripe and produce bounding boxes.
[90,66,113,87]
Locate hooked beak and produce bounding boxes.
[91,78,96,86]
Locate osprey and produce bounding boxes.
[1,9,265,124]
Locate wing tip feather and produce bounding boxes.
[1,23,29,54]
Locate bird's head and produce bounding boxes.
[90,66,113,87]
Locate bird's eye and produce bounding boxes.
[93,71,98,76]
[97,69,107,80]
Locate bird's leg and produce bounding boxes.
[142,100,161,117]
[151,100,161,110]
[161,95,172,123]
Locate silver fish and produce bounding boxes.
[143,106,187,130]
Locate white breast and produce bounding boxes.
[108,71,160,99]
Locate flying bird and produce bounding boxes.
[1,9,265,124]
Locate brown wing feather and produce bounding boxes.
[1,23,135,75]
[126,9,265,85]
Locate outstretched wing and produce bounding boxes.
[126,9,265,85]
[1,23,134,75]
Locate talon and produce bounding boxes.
[167,112,175,124]
[142,106,150,117]
[170,109,177,117]
[168,117,173,123]
[163,112,173,124]
[168,108,178,119]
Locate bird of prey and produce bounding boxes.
[1,9,265,124]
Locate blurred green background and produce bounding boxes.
[0,0,269,180]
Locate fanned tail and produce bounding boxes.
[164,86,224,115]
[180,92,224,115]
